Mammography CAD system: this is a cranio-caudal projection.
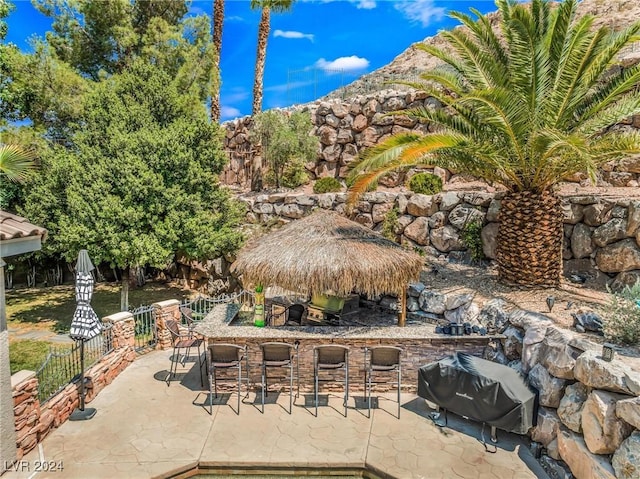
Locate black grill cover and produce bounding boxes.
[418,352,537,435]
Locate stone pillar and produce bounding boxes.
[102,311,135,350]
[152,300,180,350]
[11,371,40,460]
[1,259,18,467]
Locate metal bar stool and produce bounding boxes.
[165,319,204,387]
[206,343,248,415]
[259,342,299,414]
[365,346,403,418]
[313,345,350,417]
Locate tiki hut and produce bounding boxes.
[231,210,424,326]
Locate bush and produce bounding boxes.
[407,172,443,195]
[381,206,399,242]
[601,281,640,345]
[313,177,342,194]
[461,220,484,262]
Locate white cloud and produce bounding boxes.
[354,0,376,9]
[221,106,242,120]
[394,0,446,27]
[274,30,314,41]
[315,56,370,72]
[226,16,244,22]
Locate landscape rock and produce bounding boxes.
[406,296,420,312]
[406,194,437,217]
[595,238,640,273]
[428,211,446,229]
[418,290,446,315]
[538,327,581,380]
[407,282,425,297]
[486,199,501,222]
[429,225,465,252]
[447,204,485,230]
[593,218,628,247]
[582,390,634,454]
[539,453,569,475]
[403,217,430,245]
[612,431,640,479]
[572,310,603,333]
[627,200,640,236]
[571,223,595,259]
[575,350,640,396]
[509,309,553,331]
[528,363,569,408]
[483,340,509,365]
[522,324,548,373]
[610,270,640,292]
[583,203,613,227]
[501,326,524,361]
[557,382,589,433]
[616,396,640,430]
[557,429,616,479]
[444,292,474,310]
[481,222,499,259]
[531,407,561,446]
[563,202,586,224]
[444,302,480,324]
[478,298,510,332]
[438,191,460,211]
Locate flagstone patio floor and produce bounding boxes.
[6,350,549,479]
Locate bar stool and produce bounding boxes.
[206,343,248,415]
[259,342,299,414]
[313,345,350,417]
[364,346,403,418]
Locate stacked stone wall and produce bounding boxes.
[242,191,640,290]
[10,313,135,460]
[221,90,640,189]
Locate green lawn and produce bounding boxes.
[6,281,192,333]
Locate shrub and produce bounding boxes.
[601,281,640,345]
[407,172,443,195]
[461,220,484,262]
[313,177,342,194]
[381,207,399,242]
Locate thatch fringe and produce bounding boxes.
[231,210,423,296]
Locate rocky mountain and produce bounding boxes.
[325,0,640,101]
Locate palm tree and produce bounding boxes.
[211,0,224,123]
[250,0,294,116]
[0,144,37,183]
[348,0,640,287]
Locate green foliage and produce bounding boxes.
[313,177,342,194]
[250,110,316,189]
[381,206,399,242]
[407,172,443,195]
[602,281,640,345]
[461,220,484,262]
[348,0,640,199]
[20,59,243,274]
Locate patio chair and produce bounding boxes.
[180,305,204,339]
[259,342,299,414]
[364,346,403,418]
[207,343,248,415]
[165,319,204,387]
[313,345,350,417]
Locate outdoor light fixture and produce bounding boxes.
[546,296,555,313]
[602,343,615,362]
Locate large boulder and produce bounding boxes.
[522,323,550,374]
[557,382,589,433]
[483,340,508,365]
[582,390,635,455]
[528,363,569,408]
[444,292,474,310]
[612,431,640,479]
[403,217,430,245]
[406,194,437,217]
[407,282,425,297]
[444,302,480,324]
[616,396,640,430]
[437,191,461,211]
[574,350,640,396]
[557,429,616,479]
[531,407,561,446]
[429,225,465,252]
[478,298,510,332]
[538,327,581,380]
[447,204,485,230]
[501,326,524,361]
[509,309,553,331]
[571,223,595,259]
[593,218,628,247]
[418,290,446,315]
[595,239,640,273]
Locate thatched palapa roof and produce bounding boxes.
[231,210,423,297]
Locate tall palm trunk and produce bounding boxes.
[252,6,270,116]
[211,0,224,123]
[496,191,563,287]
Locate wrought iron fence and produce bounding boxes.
[131,304,157,352]
[180,290,255,324]
[36,324,114,404]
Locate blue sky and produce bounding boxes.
[5,0,497,121]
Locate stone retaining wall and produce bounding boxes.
[10,313,135,460]
[221,90,640,189]
[242,191,640,290]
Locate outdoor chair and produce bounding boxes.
[207,343,248,415]
[259,342,299,414]
[180,305,204,339]
[364,346,403,418]
[313,345,350,417]
[165,319,204,387]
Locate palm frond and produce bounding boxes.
[0,144,38,183]
[577,95,640,136]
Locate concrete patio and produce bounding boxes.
[6,350,549,479]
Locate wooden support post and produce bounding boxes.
[398,286,407,327]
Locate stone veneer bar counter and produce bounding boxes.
[194,303,497,393]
